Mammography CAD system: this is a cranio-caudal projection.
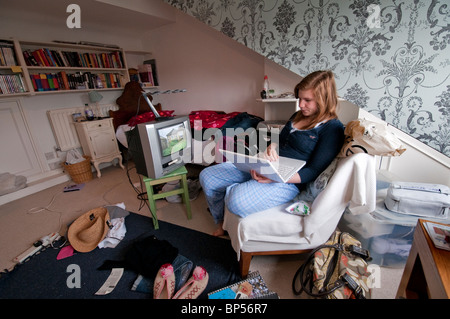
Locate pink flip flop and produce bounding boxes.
[153,263,175,299]
[172,266,208,299]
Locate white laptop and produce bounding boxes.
[219,149,306,183]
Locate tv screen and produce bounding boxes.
[157,122,188,157]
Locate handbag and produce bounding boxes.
[338,119,406,157]
[292,231,372,299]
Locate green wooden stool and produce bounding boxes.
[143,166,192,229]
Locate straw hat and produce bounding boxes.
[68,207,111,252]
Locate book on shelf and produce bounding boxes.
[29,71,125,92]
[0,74,26,94]
[424,221,450,251]
[22,47,125,69]
[0,41,18,66]
[208,271,279,299]
[144,59,159,86]
[138,64,154,86]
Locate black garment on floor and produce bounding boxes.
[99,235,178,278]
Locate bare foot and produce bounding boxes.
[212,223,225,236]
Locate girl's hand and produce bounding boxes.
[264,143,279,162]
[251,170,274,183]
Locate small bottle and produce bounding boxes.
[263,75,270,98]
[84,104,94,121]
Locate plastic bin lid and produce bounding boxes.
[371,202,419,227]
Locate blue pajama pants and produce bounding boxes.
[199,162,300,224]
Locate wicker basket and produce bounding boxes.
[62,155,93,184]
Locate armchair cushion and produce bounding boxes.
[223,153,376,260]
[294,157,338,203]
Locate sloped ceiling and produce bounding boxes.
[0,0,175,36]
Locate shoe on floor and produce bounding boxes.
[172,266,208,299]
[162,179,202,203]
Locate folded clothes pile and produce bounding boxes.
[0,172,27,196]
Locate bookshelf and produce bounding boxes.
[0,39,29,96]
[0,38,131,96]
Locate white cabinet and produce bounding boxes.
[74,118,124,177]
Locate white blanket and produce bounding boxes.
[223,153,376,259]
[115,123,132,148]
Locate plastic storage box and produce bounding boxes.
[338,180,450,267]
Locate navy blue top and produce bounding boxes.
[277,112,344,189]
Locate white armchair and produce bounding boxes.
[222,153,377,277]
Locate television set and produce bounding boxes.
[126,116,192,179]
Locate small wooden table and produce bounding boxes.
[396,219,450,299]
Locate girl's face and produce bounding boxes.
[298,89,318,117]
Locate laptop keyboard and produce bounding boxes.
[276,163,296,178]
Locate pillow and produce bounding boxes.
[109,109,134,131]
[338,119,406,157]
[294,158,338,203]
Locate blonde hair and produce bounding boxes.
[293,70,338,129]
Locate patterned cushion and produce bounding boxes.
[294,158,338,203]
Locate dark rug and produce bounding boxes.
[0,212,241,299]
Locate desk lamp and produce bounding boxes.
[88,90,103,119]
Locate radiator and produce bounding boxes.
[47,104,118,151]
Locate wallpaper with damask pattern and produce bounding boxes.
[164,0,450,157]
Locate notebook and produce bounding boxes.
[219,149,306,183]
[208,271,279,299]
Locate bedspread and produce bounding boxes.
[189,110,241,131]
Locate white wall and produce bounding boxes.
[142,10,266,118]
[140,9,303,118]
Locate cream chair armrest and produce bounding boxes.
[303,153,376,242]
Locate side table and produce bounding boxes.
[396,219,450,299]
